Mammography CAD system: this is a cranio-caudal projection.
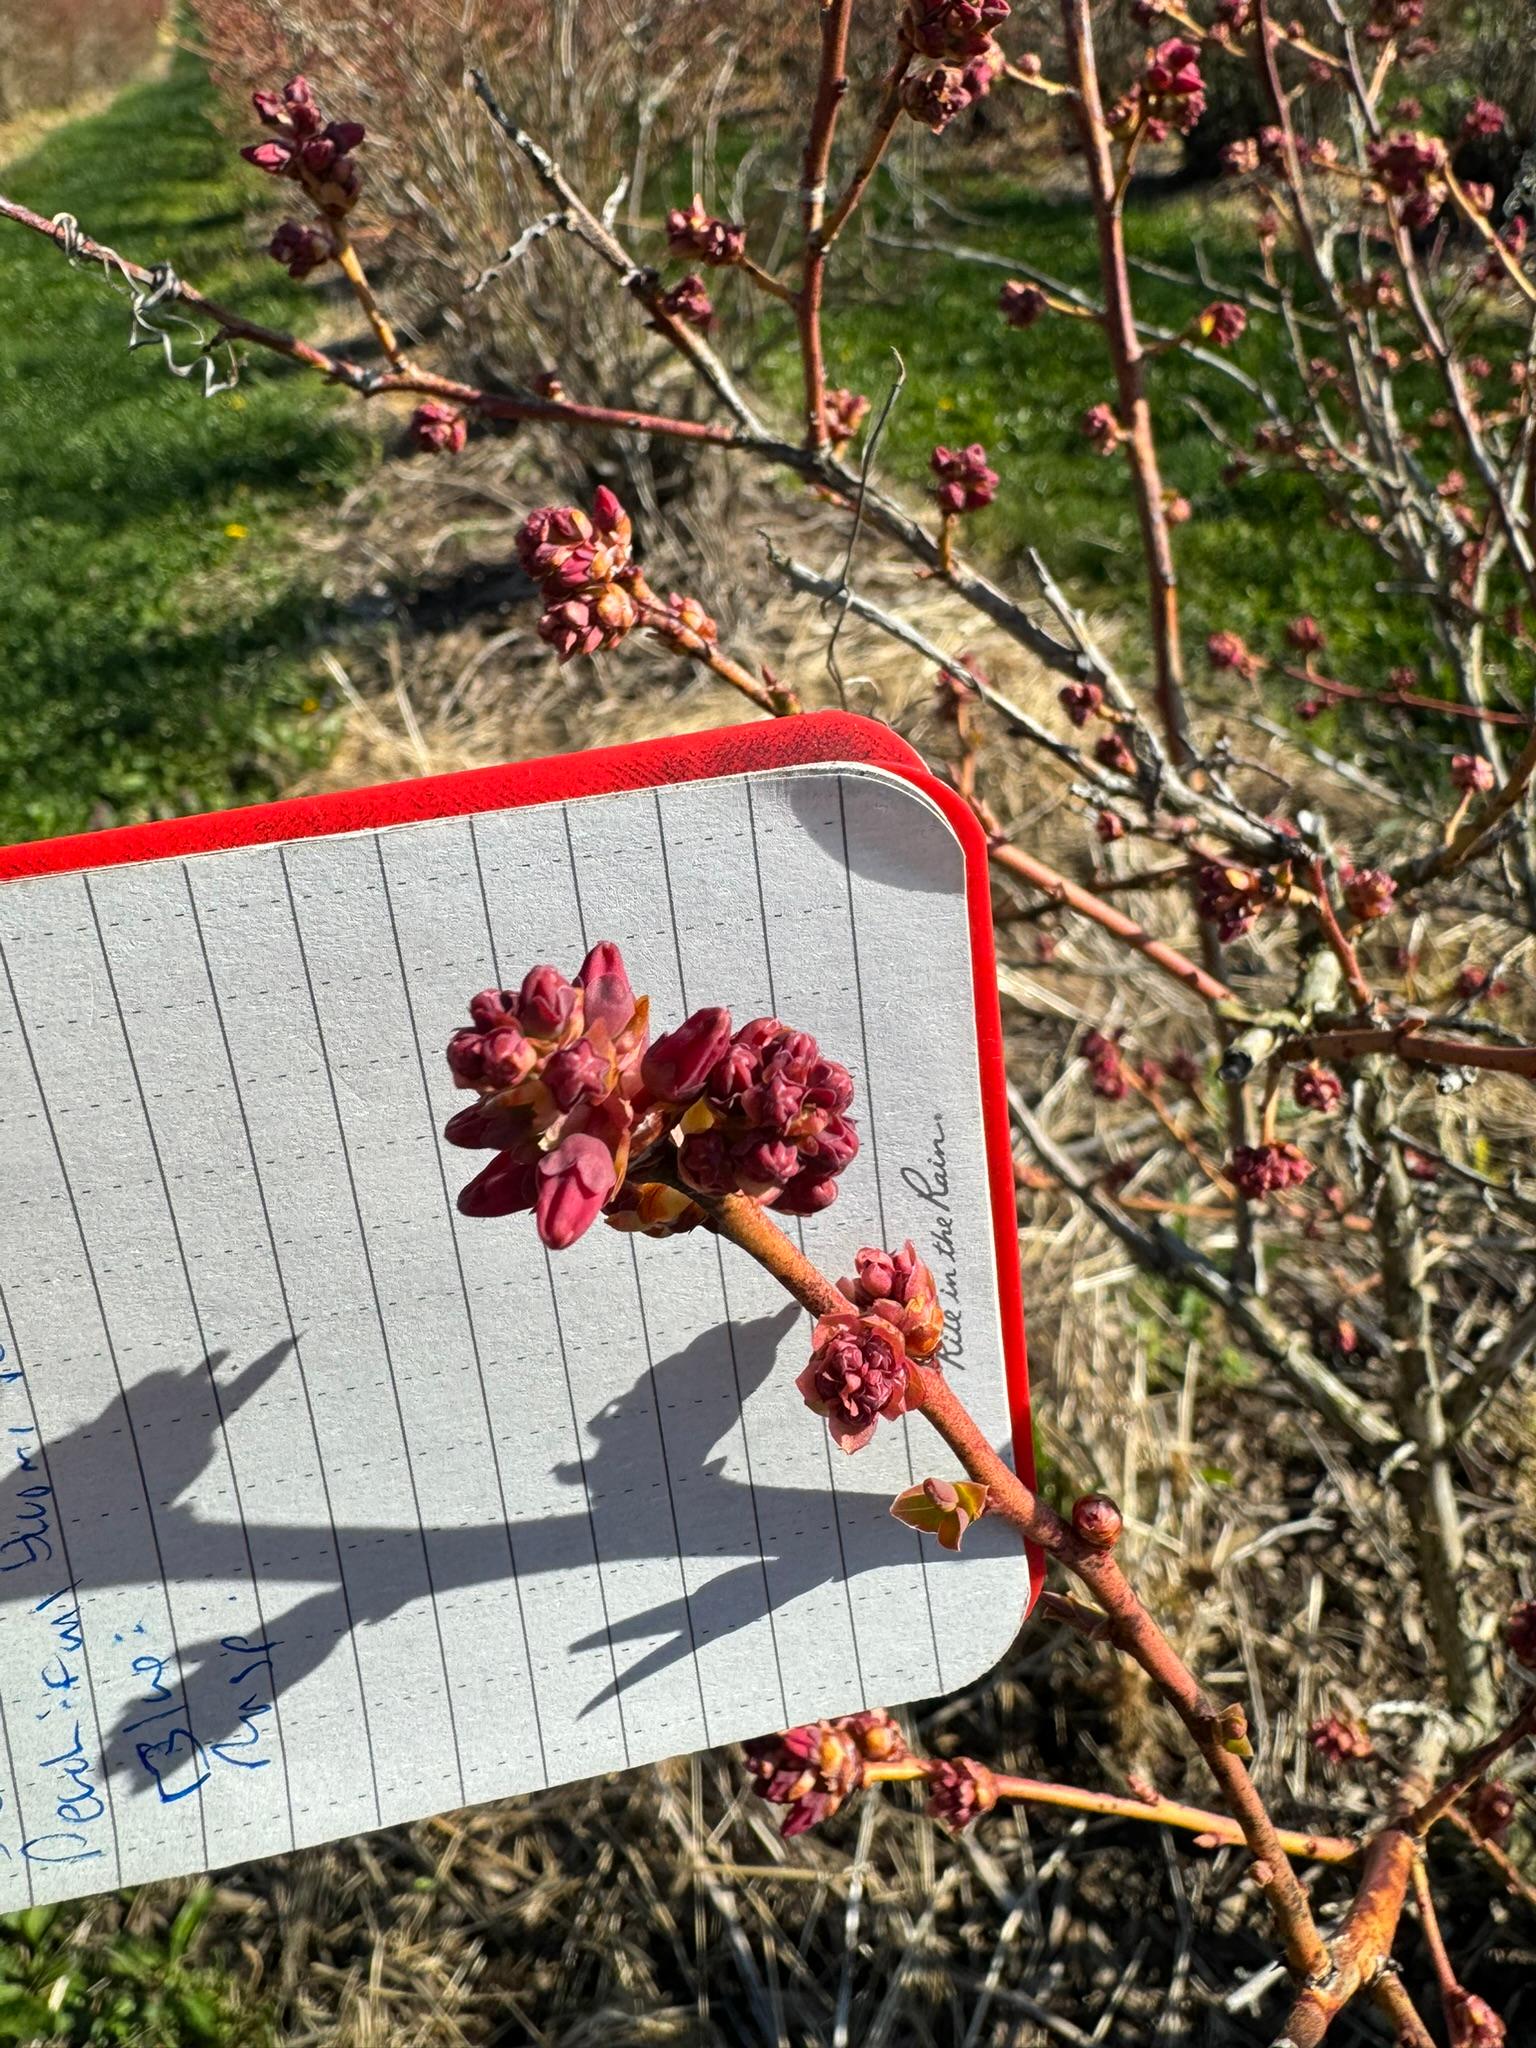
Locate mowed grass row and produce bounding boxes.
[0,50,371,847]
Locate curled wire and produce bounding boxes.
[50,212,240,397]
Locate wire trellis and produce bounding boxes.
[50,212,240,397]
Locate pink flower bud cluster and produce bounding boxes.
[1059,681,1105,727]
[999,280,1048,328]
[1081,1028,1129,1100]
[665,195,745,267]
[930,442,999,515]
[1199,300,1247,347]
[243,76,366,218]
[1206,629,1264,681]
[445,944,649,1249]
[925,1757,998,1831]
[267,219,333,279]
[1293,1062,1344,1113]
[516,488,648,663]
[899,0,1009,131]
[1197,860,1270,943]
[1468,1780,1516,1842]
[1451,753,1496,794]
[838,1241,946,1360]
[447,955,865,1247]
[1450,1995,1506,2048]
[1367,130,1446,227]
[1228,1141,1312,1199]
[798,1311,917,1452]
[1339,862,1396,924]
[1219,131,1283,176]
[905,0,1009,59]
[1286,614,1325,653]
[1308,1714,1374,1762]
[822,387,870,450]
[666,1016,860,1216]
[1094,728,1136,776]
[1133,38,1207,138]
[1082,403,1121,455]
[743,1710,906,1836]
[658,273,715,332]
[410,402,467,455]
[1462,97,1507,140]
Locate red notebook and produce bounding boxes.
[0,710,1032,1900]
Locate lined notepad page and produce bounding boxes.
[0,760,1027,1902]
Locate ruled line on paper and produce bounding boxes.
[0,759,1025,1904]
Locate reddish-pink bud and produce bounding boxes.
[518,964,582,1038]
[1071,1494,1123,1549]
[481,1026,538,1090]
[925,1757,998,1831]
[776,1167,842,1215]
[1059,681,1105,727]
[410,402,467,455]
[535,1132,617,1249]
[456,1149,540,1218]
[1468,1780,1516,1842]
[1451,753,1496,794]
[1293,1062,1344,1113]
[1309,1715,1374,1763]
[999,279,1048,328]
[1229,1141,1312,1199]
[743,1721,863,1836]
[1341,865,1396,923]
[575,940,636,1038]
[267,219,333,279]
[543,1036,614,1112]
[797,1312,915,1453]
[643,1008,734,1101]
[1199,300,1246,347]
[241,138,296,175]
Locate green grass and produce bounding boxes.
[0,1896,266,2045]
[0,50,372,846]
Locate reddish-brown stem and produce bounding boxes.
[736,253,798,305]
[1276,1825,1415,2047]
[1279,661,1535,731]
[1059,0,1193,765]
[1407,1694,1536,1836]
[986,1773,1355,1863]
[863,1757,1355,1862]
[1443,164,1536,306]
[913,1373,1329,1977]
[642,612,800,716]
[1403,721,1536,887]
[1409,1854,1465,2039]
[1371,1973,1437,2048]
[798,0,857,448]
[1309,860,1376,1014]
[702,1187,1331,1980]
[1284,1024,1536,1082]
[701,1193,845,1317]
[1444,1804,1536,1912]
[983,834,1239,1010]
[0,195,741,447]
[819,56,912,250]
